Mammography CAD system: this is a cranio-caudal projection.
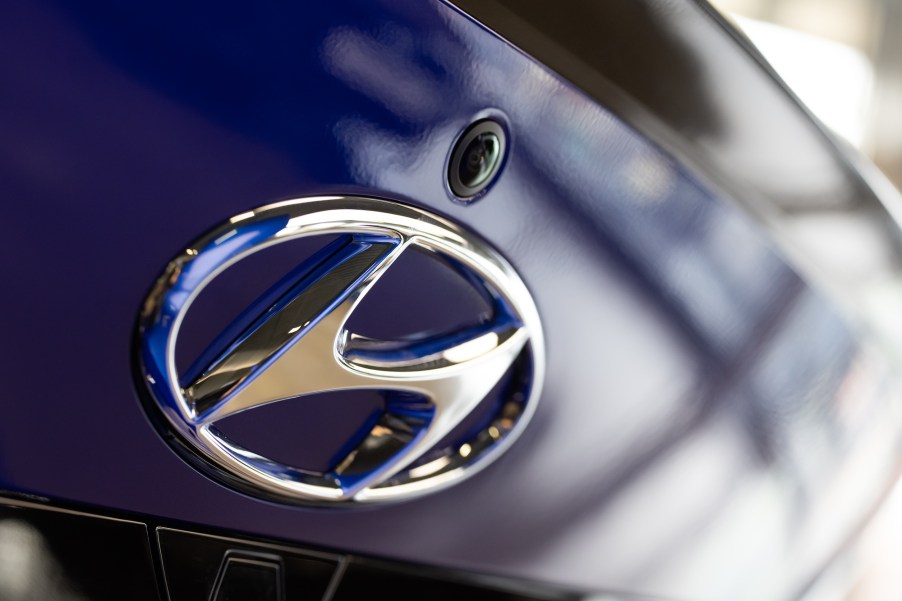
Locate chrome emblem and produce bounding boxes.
[136,196,543,503]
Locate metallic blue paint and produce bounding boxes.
[1,0,900,599]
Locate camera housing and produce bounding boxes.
[448,119,507,199]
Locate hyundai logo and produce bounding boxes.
[135,196,543,504]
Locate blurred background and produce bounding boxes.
[707,4,902,599]
[709,4,902,599]
[711,0,902,189]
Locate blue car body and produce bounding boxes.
[2,1,901,600]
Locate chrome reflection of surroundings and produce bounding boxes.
[136,196,544,504]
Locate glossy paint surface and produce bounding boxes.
[1,1,901,600]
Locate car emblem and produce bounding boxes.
[135,196,543,503]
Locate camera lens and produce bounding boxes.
[459,132,500,188]
[448,119,506,199]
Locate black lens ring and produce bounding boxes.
[448,119,507,200]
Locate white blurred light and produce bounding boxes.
[732,15,874,148]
